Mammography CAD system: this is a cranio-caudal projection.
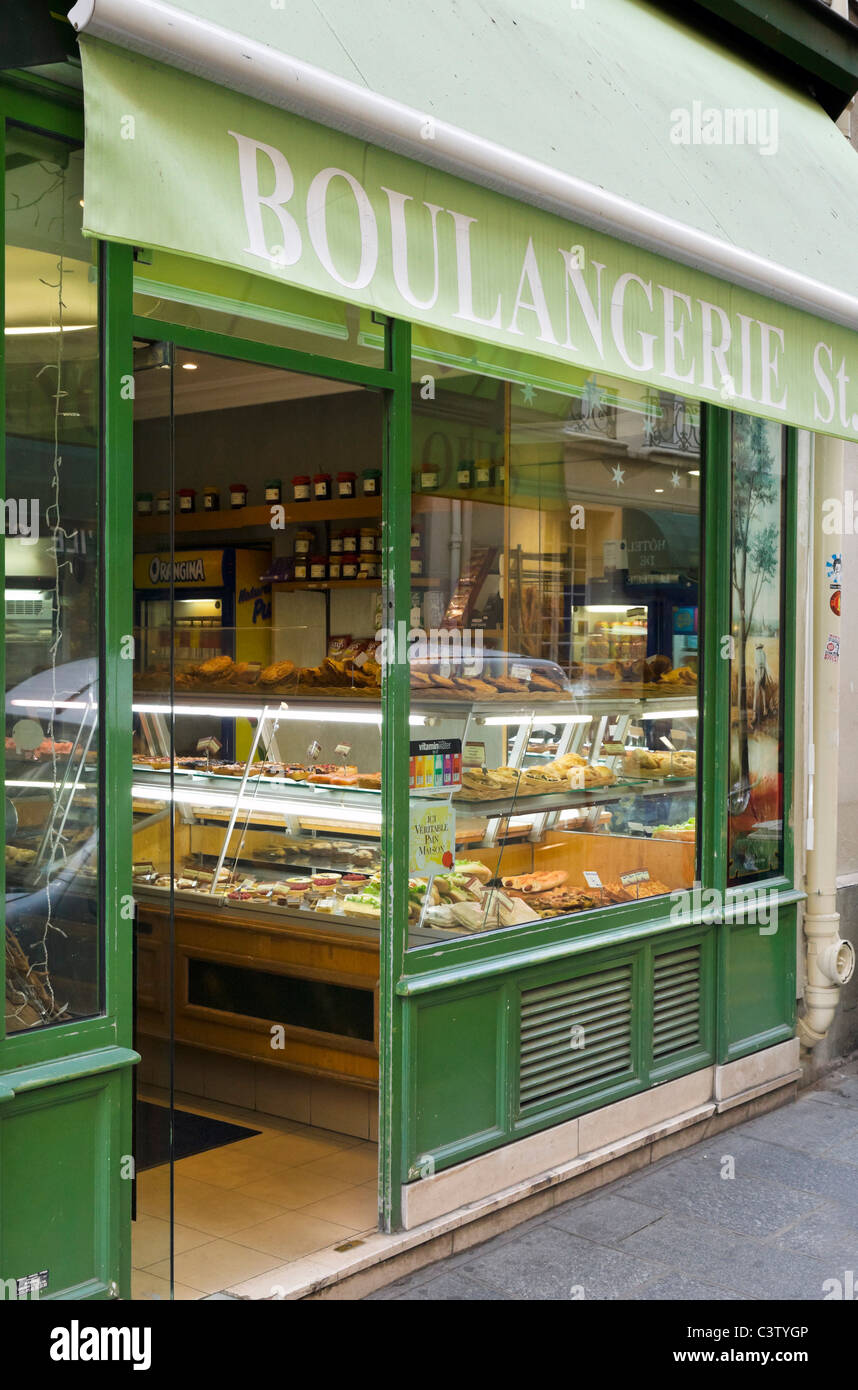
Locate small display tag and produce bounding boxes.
[582,870,603,889]
[627,822,647,835]
[511,663,532,681]
[628,725,644,739]
[334,742,351,757]
[463,741,486,768]
[669,728,689,745]
[196,735,222,755]
[307,739,322,761]
[620,868,651,887]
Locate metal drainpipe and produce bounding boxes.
[798,432,855,1047]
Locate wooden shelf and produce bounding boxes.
[134,495,382,535]
[273,577,435,590]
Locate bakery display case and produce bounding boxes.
[130,646,699,965]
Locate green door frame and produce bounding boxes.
[127,302,411,1233]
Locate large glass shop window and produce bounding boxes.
[405,352,701,946]
[728,415,786,882]
[3,126,102,1031]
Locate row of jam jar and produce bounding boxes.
[136,470,382,515]
[293,470,381,501]
[293,524,425,579]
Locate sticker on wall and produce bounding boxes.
[827,554,843,587]
[824,633,841,664]
[831,589,842,617]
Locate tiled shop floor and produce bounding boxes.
[367,1061,858,1301]
[132,1093,378,1301]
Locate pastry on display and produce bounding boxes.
[623,748,697,778]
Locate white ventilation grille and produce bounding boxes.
[519,965,633,1110]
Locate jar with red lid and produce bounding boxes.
[309,553,328,580]
[177,488,196,513]
[328,554,342,579]
[341,526,358,552]
[294,529,314,556]
[293,556,309,581]
[341,552,359,580]
[229,482,248,509]
[337,471,356,499]
[330,532,344,554]
[313,472,332,501]
[292,475,311,502]
[359,526,378,553]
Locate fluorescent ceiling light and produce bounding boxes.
[181,361,198,370]
[5,324,95,336]
[131,781,380,824]
[10,698,91,710]
[639,707,698,720]
[131,701,426,726]
[479,712,590,727]
[6,590,50,601]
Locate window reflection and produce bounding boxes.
[4,127,101,1031]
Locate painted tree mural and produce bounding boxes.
[731,414,780,789]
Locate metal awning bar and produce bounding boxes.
[69,0,858,331]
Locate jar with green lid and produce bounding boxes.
[474,458,494,488]
[456,459,474,490]
[361,468,381,497]
[419,462,441,492]
[136,492,153,516]
[264,478,282,503]
[202,485,220,511]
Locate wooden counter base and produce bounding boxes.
[136,895,379,1088]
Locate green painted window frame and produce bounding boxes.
[0,79,136,1072]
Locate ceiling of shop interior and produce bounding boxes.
[132,348,363,420]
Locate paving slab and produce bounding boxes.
[367,1058,858,1301]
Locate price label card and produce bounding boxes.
[669,728,690,745]
[659,736,676,751]
[196,735,222,755]
[463,742,486,768]
[620,868,651,887]
[334,742,352,757]
[628,725,644,739]
[511,663,532,681]
[307,739,322,761]
[582,870,603,888]
[628,822,647,835]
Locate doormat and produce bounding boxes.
[135,1101,260,1171]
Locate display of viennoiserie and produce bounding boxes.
[135,644,383,696]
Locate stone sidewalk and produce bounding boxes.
[367,1060,858,1300]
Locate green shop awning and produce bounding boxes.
[70,0,858,439]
